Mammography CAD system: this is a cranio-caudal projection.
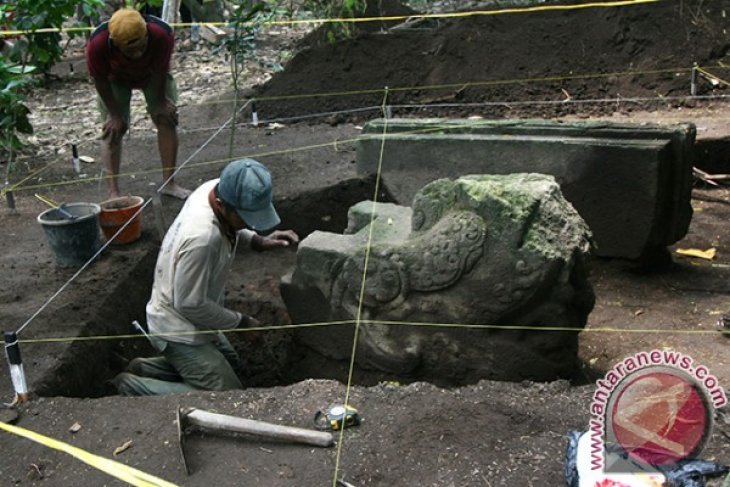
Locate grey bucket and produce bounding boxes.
[37,203,102,267]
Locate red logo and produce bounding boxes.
[607,367,713,466]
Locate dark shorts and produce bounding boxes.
[97,74,178,124]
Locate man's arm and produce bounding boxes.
[87,32,126,143]
[147,72,177,126]
[147,24,177,126]
[93,77,127,143]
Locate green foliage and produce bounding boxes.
[401,0,436,10]
[0,0,101,155]
[1,0,104,74]
[220,1,274,159]
[0,58,34,155]
[303,0,367,43]
[222,2,271,68]
[125,0,165,10]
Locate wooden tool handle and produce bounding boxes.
[182,408,335,448]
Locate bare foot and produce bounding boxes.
[159,183,192,200]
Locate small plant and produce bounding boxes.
[303,0,366,43]
[1,0,104,75]
[220,1,273,159]
[0,58,34,168]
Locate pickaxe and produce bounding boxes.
[177,407,334,475]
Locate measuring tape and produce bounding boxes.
[314,405,361,431]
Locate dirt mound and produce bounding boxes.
[256,0,729,121]
[297,0,417,48]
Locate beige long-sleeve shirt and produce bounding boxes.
[146,179,254,347]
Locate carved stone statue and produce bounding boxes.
[281,173,595,382]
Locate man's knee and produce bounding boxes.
[152,114,177,130]
[101,126,128,145]
[110,372,139,396]
[126,357,147,375]
[187,368,241,391]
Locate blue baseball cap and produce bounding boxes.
[218,159,280,231]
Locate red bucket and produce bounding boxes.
[99,196,144,244]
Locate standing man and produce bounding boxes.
[86,8,190,199]
[112,159,299,395]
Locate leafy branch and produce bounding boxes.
[221,1,271,159]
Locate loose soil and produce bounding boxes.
[256,0,730,121]
[1,1,729,486]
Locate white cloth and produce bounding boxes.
[146,179,255,345]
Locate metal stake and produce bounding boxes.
[251,99,259,127]
[71,143,81,175]
[4,331,29,404]
[4,189,15,211]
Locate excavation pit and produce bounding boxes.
[26,173,601,399]
[20,130,730,399]
[28,177,420,398]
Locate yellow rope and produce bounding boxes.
[331,88,392,487]
[13,318,728,346]
[16,321,355,344]
[0,0,658,36]
[218,67,692,103]
[3,78,716,196]
[0,421,178,487]
[696,66,730,87]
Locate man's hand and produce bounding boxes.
[240,315,261,328]
[151,100,178,127]
[260,230,299,251]
[240,315,262,344]
[101,114,127,144]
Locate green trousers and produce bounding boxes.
[112,333,242,396]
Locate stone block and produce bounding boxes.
[356,118,695,259]
[281,174,594,382]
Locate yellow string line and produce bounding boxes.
[333,89,391,487]
[2,134,365,195]
[0,81,721,196]
[186,65,722,107]
[2,159,58,195]
[11,85,725,192]
[0,0,658,37]
[26,63,709,115]
[2,81,716,197]
[371,320,728,335]
[13,318,727,347]
[252,67,690,103]
[185,0,660,28]
[25,63,700,114]
[3,78,708,197]
[8,103,727,337]
[4,77,728,197]
[0,421,178,487]
[696,66,730,87]
[16,321,354,345]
